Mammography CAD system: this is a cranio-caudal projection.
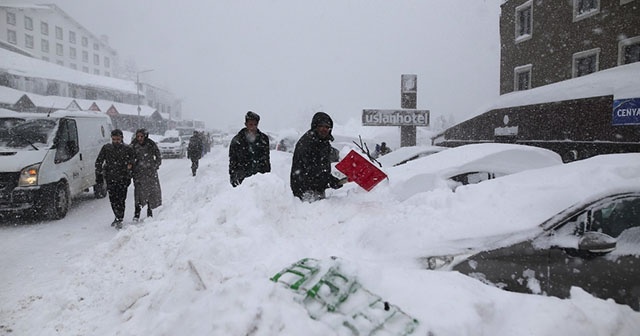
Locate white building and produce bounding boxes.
[0,2,118,77]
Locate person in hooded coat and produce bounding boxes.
[290,112,344,202]
[95,129,134,228]
[187,131,204,176]
[228,111,271,187]
[130,128,162,220]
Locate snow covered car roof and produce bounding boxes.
[376,145,447,167]
[387,143,563,200]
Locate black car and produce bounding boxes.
[425,190,640,310]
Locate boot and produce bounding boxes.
[147,207,153,218]
[133,204,141,221]
[112,218,123,229]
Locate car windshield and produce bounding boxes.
[0,118,56,149]
[161,137,180,143]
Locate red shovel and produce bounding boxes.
[335,150,388,191]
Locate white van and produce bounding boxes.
[0,109,112,219]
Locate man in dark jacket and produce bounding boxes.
[290,112,343,202]
[187,131,204,176]
[95,129,134,229]
[228,111,271,187]
[130,128,162,221]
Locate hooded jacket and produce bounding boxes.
[290,112,340,198]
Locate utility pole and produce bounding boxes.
[136,69,154,130]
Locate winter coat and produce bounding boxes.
[290,112,341,199]
[131,137,162,209]
[95,143,134,187]
[187,134,204,161]
[228,128,271,185]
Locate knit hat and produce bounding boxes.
[111,129,123,137]
[245,111,260,122]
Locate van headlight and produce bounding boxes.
[19,163,40,187]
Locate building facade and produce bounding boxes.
[434,0,640,162]
[0,3,118,77]
[500,0,640,94]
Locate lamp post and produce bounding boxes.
[136,69,154,130]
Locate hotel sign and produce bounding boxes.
[362,109,430,127]
[613,98,640,126]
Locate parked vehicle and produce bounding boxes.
[422,153,640,311]
[0,110,112,219]
[158,135,186,158]
[387,143,563,200]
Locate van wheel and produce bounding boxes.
[45,182,70,220]
[94,181,107,199]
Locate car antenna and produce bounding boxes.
[352,135,382,167]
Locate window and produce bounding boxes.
[54,119,79,163]
[70,63,77,70]
[81,36,88,47]
[6,12,16,25]
[69,47,76,59]
[515,0,533,41]
[619,36,640,65]
[105,71,110,77]
[25,34,33,48]
[82,66,88,73]
[42,56,49,61]
[55,26,63,40]
[93,42,99,51]
[573,48,600,77]
[56,60,64,66]
[56,43,63,56]
[514,64,532,91]
[41,39,49,52]
[94,69,100,75]
[41,21,49,35]
[104,56,110,68]
[573,0,600,21]
[82,50,88,62]
[25,16,33,30]
[93,54,100,65]
[7,29,16,44]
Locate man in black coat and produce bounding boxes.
[228,111,271,187]
[290,112,343,202]
[95,129,134,229]
[187,131,204,176]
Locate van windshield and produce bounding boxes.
[0,118,56,149]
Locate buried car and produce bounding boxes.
[422,153,640,311]
[376,145,447,167]
[387,143,562,200]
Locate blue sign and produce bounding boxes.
[612,98,640,126]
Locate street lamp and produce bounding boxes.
[136,69,154,129]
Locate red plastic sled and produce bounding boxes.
[335,150,388,191]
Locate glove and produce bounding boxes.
[329,177,344,190]
[231,178,240,187]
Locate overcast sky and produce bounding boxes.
[46,0,502,132]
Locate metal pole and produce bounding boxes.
[136,72,140,130]
[136,69,153,131]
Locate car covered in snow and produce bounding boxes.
[158,135,186,158]
[376,145,447,167]
[421,153,640,311]
[386,143,563,200]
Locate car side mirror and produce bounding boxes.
[578,231,616,254]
